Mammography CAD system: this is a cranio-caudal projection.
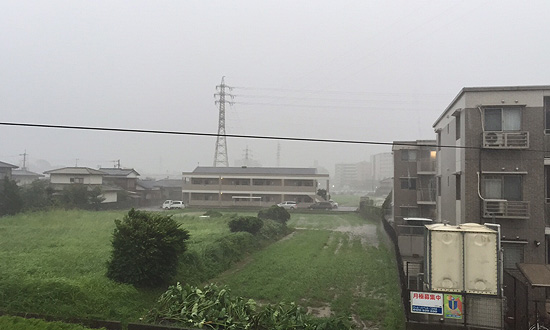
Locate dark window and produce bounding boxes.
[484,107,521,131]
[545,97,550,134]
[400,178,417,190]
[502,243,524,269]
[455,174,461,200]
[437,177,441,196]
[546,166,550,203]
[455,114,461,140]
[483,175,522,201]
[401,150,417,162]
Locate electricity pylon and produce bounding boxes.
[213,77,234,167]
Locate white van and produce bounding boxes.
[162,200,173,209]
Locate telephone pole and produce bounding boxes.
[20,150,28,170]
[213,77,234,167]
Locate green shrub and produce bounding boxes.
[228,216,263,234]
[259,219,290,240]
[106,209,190,287]
[257,205,290,225]
[0,315,101,330]
[203,210,223,218]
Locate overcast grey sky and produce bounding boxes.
[2,1,550,177]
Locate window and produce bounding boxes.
[70,177,84,184]
[545,165,550,203]
[400,206,419,218]
[401,150,417,161]
[455,174,461,200]
[484,107,521,131]
[437,176,441,196]
[400,177,417,190]
[455,114,461,140]
[545,97,550,134]
[502,243,524,269]
[483,175,522,200]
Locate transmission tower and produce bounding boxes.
[213,77,234,167]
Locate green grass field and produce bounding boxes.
[213,212,405,329]
[0,208,404,329]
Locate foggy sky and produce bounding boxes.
[2,1,550,178]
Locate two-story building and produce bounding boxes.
[43,167,118,203]
[0,161,17,180]
[182,166,329,208]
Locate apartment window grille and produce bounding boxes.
[483,175,522,201]
[401,150,417,162]
[484,107,521,131]
[455,174,461,200]
[502,243,524,269]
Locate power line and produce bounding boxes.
[1,121,543,153]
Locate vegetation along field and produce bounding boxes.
[0,208,404,329]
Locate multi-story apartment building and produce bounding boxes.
[182,166,329,207]
[433,86,550,329]
[392,140,437,260]
[333,161,372,192]
[433,86,549,267]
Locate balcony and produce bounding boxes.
[482,131,529,149]
[483,199,529,219]
[417,188,436,204]
[417,159,436,174]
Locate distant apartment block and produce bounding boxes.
[371,152,393,182]
[391,140,436,259]
[333,161,372,191]
[182,166,329,207]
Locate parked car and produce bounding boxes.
[277,201,297,210]
[308,202,333,210]
[329,200,338,209]
[162,200,173,209]
[170,201,185,209]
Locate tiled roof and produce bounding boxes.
[12,169,44,177]
[99,168,140,177]
[43,167,106,175]
[154,179,183,188]
[189,166,324,176]
[0,161,18,169]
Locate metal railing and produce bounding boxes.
[483,131,529,149]
[483,199,530,219]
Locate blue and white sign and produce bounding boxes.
[410,292,443,315]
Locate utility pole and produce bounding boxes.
[20,150,28,170]
[276,143,281,167]
[213,76,234,167]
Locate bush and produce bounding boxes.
[0,177,23,216]
[257,205,290,225]
[203,210,223,218]
[106,209,190,287]
[228,216,263,234]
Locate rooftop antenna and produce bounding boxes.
[213,76,234,167]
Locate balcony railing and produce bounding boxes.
[417,159,436,173]
[417,188,436,204]
[482,131,529,149]
[483,199,529,219]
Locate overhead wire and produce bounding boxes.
[1,121,547,154]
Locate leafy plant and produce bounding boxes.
[257,205,290,225]
[106,209,190,287]
[146,283,352,330]
[0,177,23,216]
[228,216,263,234]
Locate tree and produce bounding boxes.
[317,188,327,200]
[0,177,23,216]
[228,216,263,234]
[257,205,290,225]
[106,209,190,287]
[21,180,54,211]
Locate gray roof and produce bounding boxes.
[0,161,18,169]
[433,85,550,128]
[189,166,325,176]
[12,169,45,177]
[136,179,159,190]
[44,167,106,175]
[99,168,140,177]
[155,179,183,188]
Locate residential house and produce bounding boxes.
[155,178,184,201]
[99,168,140,191]
[43,167,118,203]
[136,179,162,206]
[12,168,44,186]
[182,166,329,207]
[0,161,17,180]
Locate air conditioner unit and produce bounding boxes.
[485,132,503,147]
[485,199,505,216]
